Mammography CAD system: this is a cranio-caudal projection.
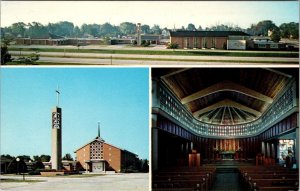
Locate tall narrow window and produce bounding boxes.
[202,37,207,48]
[184,37,189,48]
[193,37,198,48]
[211,38,216,48]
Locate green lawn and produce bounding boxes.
[0,178,45,183]
[9,47,299,58]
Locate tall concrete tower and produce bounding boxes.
[136,23,142,46]
[51,87,62,170]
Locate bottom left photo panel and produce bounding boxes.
[1,67,149,191]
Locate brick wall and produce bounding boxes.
[103,143,121,172]
[75,144,90,171]
[171,36,228,49]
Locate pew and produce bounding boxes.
[238,165,299,191]
[152,167,216,191]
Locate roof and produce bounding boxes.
[152,68,298,126]
[74,136,105,152]
[141,35,160,40]
[169,30,250,37]
[74,136,137,157]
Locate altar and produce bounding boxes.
[220,151,235,159]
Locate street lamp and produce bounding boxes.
[16,158,20,175]
[16,158,25,180]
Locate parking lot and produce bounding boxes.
[0,173,149,191]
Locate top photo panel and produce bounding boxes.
[1,1,299,66]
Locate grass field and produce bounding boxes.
[9,47,299,58]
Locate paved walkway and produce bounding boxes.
[0,173,149,191]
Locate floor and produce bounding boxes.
[210,172,244,191]
[208,160,252,191]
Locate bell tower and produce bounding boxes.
[51,86,62,170]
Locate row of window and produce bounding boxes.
[184,37,217,49]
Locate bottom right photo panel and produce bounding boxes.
[151,67,299,191]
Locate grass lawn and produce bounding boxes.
[9,47,299,58]
[64,174,106,178]
[0,178,45,183]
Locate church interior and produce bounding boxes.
[151,68,299,191]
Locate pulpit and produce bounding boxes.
[189,150,200,167]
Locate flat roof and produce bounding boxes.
[170,30,250,37]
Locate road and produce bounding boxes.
[10,51,299,66]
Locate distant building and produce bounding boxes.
[141,35,161,44]
[74,128,140,173]
[169,30,250,49]
[247,37,285,50]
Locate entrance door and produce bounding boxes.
[92,161,104,173]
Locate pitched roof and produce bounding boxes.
[74,136,105,152]
[170,30,250,37]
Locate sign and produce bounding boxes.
[227,40,246,50]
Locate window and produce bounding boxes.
[193,38,198,48]
[211,38,216,48]
[258,44,266,48]
[184,37,190,48]
[202,37,207,48]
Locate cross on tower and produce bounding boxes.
[56,86,60,107]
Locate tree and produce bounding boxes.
[270,28,281,42]
[16,155,32,162]
[73,26,81,37]
[141,25,150,34]
[100,22,119,37]
[47,21,74,37]
[33,155,50,162]
[248,20,277,36]
[119,22,136,35]
[279,22,299,39]
[187,23,196,31]
[10,22,26,37]
[27,22,48,38]
[151,24,162,35]
[198,25,203,31]
[62,153,74,161]
[1,45,12,64]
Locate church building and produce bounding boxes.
[152,68,299,190]
[74,124,140,173]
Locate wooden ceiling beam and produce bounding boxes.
[193,99,262,118]
[264,68,293,78]
[232,107,246,122]
[228,107,234,125]
[161,68,191,80]
[209,107,223,123]
[181,80,273,104]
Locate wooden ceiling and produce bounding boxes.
[152,68,298,125]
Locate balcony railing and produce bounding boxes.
[153,80,297,138]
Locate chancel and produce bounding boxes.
[152,68,299,191]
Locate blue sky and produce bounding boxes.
[1,67,149,160]
[1,1,299,28]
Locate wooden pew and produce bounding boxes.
[250,178,299,191]
[152,167,216,191]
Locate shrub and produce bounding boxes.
[167,43,179,49]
